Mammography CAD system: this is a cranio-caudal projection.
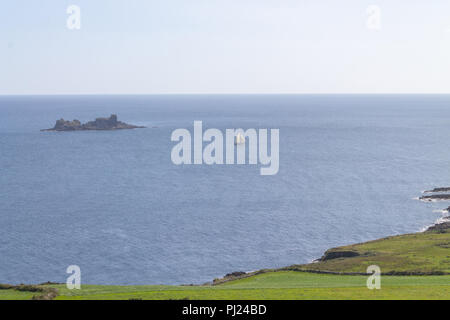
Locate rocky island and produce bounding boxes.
[41,114,145,131]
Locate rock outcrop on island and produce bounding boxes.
[423,187,450,193]
[41,114,145,131]
[419,187,450,201]
[419,194,450,201]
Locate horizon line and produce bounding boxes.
[2,93,450,96]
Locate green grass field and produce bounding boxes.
[0,289,37,300]
[55,272,449,300]
[1,272,448,300]
[1,224,448,300]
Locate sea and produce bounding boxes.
[0,94,449,285]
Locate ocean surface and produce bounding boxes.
[1,94,449,285]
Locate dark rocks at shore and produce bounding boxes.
[320,250,360,261]
[225,271,246,278]
[417,187,450,232]
[212,271,251,285]
[420,187,450,201]
[419,194,450,201]
[424,187,450,193]
[425,220,450,233]
[41,114,145,131]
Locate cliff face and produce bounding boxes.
[42,115,145,131]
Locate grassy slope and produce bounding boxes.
[1,227,449,300]
[286,227,450,274]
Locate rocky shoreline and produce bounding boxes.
[420,194,450,201]
[212,220,450,285]
[419,187,450,202]
[41,114,145,131]
[418,187,450,231]
[423,187,450,193]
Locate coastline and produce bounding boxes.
[210,219,450,285]
[1,220,448,300]
[211,189,450,285]
[1,188,449,299]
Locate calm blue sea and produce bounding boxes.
[0,94,449,285]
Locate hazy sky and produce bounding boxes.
[1,0,450,94]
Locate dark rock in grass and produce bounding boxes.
[15,285,44,292]
[225,271,246,278]
[320,250,360,261]
[0,283,59,299]
[41,114,145,131]
[31,288,59,300]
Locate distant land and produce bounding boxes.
[41,114,145,131]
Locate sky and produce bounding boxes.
[1,0,450,94]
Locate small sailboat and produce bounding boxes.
[234,132,245,145]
